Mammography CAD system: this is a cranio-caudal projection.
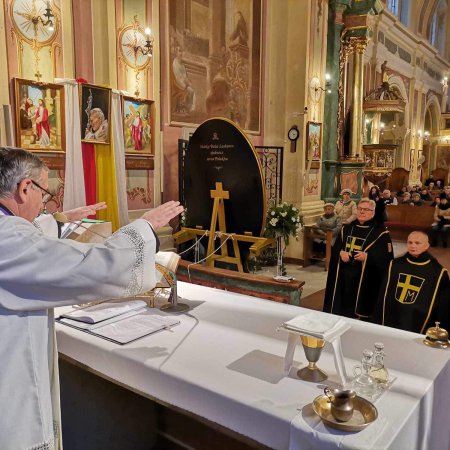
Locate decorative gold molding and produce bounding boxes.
[8,0,61,81]
[117,15,151,97]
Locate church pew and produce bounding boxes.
[385,204,435,240]
[302,226,332,271]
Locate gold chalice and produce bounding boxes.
[297,335,328,382]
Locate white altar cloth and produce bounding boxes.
[56,282,450,450]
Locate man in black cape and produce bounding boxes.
[323,198,393,319]
[374,231,450,333]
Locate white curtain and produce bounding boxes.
[55,78,86,210]
[112,90,129,227]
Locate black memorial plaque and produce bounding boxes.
[184,118,266,237]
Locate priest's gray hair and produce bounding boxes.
[0,147,47,198]
[358,198,376,209]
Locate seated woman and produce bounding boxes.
[430,193,450,247]
[410,192,424,206]
[335,189,357,225]
[313,203,341,254]
[400,192,411,204]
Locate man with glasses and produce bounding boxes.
[0,147,183,450]
[323,198,393,320]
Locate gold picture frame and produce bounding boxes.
[306,121,322,163]
[122,96,155,156]
[80,83,112,145]
[14,78,65,152]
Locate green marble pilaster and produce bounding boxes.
[336,160,366,200]
[322,0,350,202]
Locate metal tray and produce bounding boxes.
[312,394,378,432]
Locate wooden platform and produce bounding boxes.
[176,260,305,305]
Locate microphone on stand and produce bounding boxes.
[53,212,108,239]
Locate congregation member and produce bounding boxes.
[431,195,441,207]
[420,188,432,201]
[334,188,357,224]
[323,198,393,320]
[410,192,424,206]
[368,185,387,224]
[0,147,184,450]
[312,203,341,254]
[430,193,450,247]
[400,192,411,204]
[382,189,398,205]
[375,231,450,333]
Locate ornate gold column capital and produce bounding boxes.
[342,36,369,55]
[352,37,369,54]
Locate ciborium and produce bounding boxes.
[297,335,328,382]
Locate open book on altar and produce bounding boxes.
[57,300,180,345]
[155,251,181,288]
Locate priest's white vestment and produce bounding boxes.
[0,212,157,450]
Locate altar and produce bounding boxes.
[56,282,450,450]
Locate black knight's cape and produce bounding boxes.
[375,252,450,333]
[323,218,393,319]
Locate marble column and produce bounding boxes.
[350,38,368,158]
[321,0,350,202]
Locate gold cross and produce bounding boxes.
[345,237,362,252]
[397,275,422,303]
[35,70,42,82]
[210,182,229,200]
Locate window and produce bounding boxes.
[387,0,399,16]
[429,0,447,54]
[387,0,410,26]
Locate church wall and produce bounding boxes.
[0,0,330,261]
[363,5,450,183]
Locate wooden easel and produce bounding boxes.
[206,182,243,271]
[173,182,275,272]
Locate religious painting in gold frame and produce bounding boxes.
[167,0,262,134]
[122,96,154,155]
[79,84,111,145]
[14,78,65,152]
[306,121,322,163]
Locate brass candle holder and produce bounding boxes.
[297,335,328,382]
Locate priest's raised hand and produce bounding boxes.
[142,200,184,229]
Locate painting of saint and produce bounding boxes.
[122,96,154,155]
[167,0,262,133]
[14,78,65,152]
[306,122,322,162]
[80,84,111,144]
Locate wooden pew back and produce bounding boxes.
[385,204,435,240]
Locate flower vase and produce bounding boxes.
[273,234,289,282]
[276,235,284,277]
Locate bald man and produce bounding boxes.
[375,231,450,333]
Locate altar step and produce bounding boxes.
[177,260,304,306]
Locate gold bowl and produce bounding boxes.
[312,394,378,432]
[423,322,449,349]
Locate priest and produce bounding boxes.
[0,147,184,450]
[375,231,450,333]
[323,198,393,319]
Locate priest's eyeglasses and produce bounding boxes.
[357,207,374,212]
[31,180,54,204]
